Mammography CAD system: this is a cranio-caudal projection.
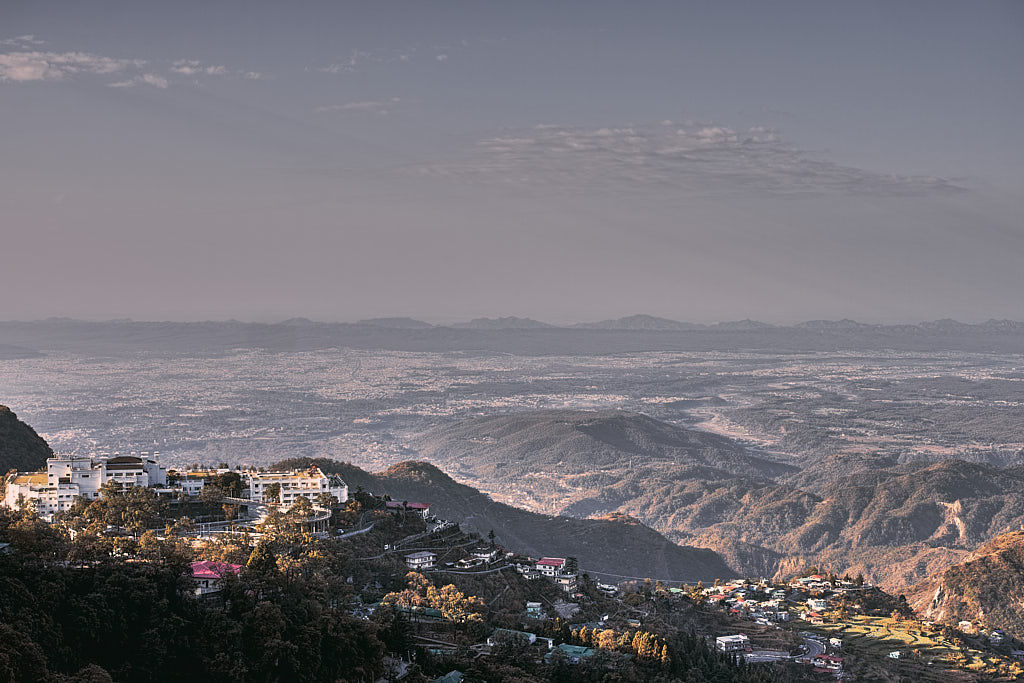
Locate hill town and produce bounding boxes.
[3,421,1024,681]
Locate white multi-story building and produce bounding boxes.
[3,456,347,520]
[3,454,168,520]
[535,557,567,577]
[715,635,750,653]
[244,467,348,506]
[405,551,437,570]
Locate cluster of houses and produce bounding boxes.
[700,574,867,627]
[2,453,348,520]
[402,544,582,595]
[700,580,793,624]
[509,555,579,594]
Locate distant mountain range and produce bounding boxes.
[3,316,1023,355]
[572,315,707,331]
[450,316,555,330]
[355,317,434,329]
[270,457,734,582]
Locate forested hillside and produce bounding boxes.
[0,405,53,475]
[272,457,735,582]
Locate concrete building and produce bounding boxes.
[3,455,347,521]
[536,557,567,577]
[245,467,347,505]
[3,453,167,520]
[715,634,751,652]
[405,551,437,570]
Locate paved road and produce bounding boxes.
[801,635,825,659]
[745,650,791,664]
[336,523,375,539]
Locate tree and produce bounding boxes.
[245,540,279,579]
[316,492,336,509]
[263,483,281,504]
[595,629,618,650]
[209,471,243,498]
[488,528,496,547]
[289,495,314,518]
[373,608,414,657]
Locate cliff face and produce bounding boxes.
[908,531,1024,636]
[0,405,53,475]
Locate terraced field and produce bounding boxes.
[807,616,1023,681]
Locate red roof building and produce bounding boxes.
[190,561,242,596]
[536,557,567,576]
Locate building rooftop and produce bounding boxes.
[106,456,143,465]
[405,551,437,560]
[555,643,595,658]
[12,472,48,486]
[536,557,566,566]
[190,561,242,580]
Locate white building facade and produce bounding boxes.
[244,467,348,505]
[3,454,168,519]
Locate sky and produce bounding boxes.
[1,0,1022,324]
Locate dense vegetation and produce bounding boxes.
[0,505,385,682]
[0,485,818,683]
[0,404,53,477]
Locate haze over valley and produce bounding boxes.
[4,318,1024,593]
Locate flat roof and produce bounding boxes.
[405,551,437,559]
[12,473,47,485]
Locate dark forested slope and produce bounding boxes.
[273,457,735,582]
[0,405,53,475]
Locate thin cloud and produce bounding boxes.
[318,49,370,74]
[0,35,45,47]
[0,50,144,82]
[413,122,964,197]
[318,42,462,74]
[0,43,262,87]
[314,97,401,115]
[108,72,169,89]
[171,60,227,76]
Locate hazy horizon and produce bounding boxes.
[2,1,1022,323]
[3,312,1024,327]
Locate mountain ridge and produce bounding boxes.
[272,456,735,582]
[908,531,1024,637]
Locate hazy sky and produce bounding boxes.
[2,0,1022,324]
